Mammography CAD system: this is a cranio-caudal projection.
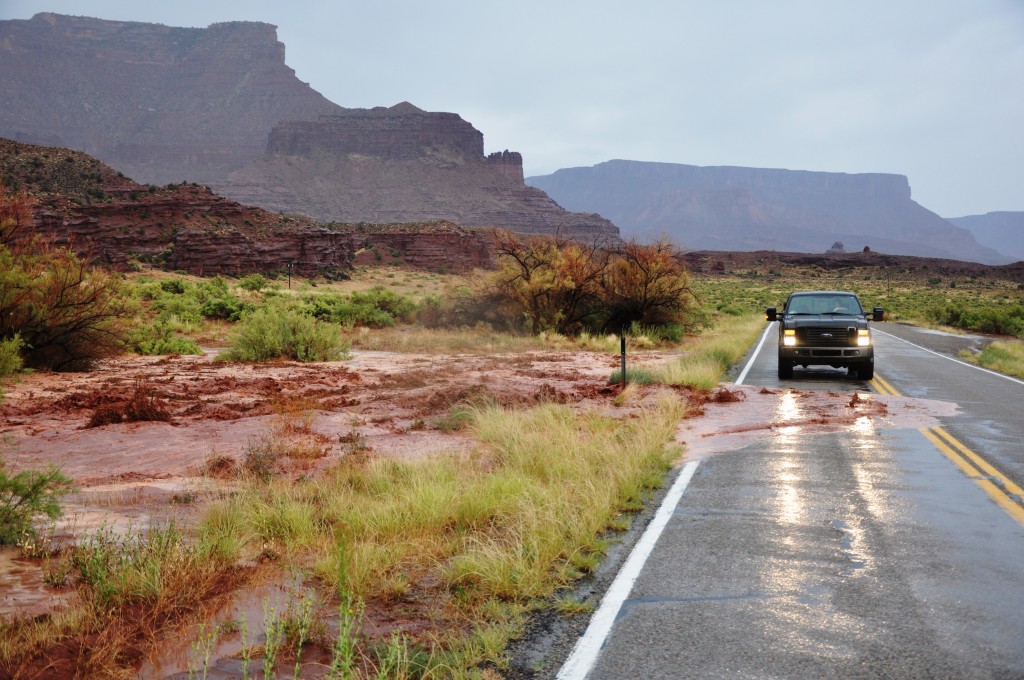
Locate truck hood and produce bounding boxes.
[785,315,869,329]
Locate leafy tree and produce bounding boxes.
[480,231,697,336]
[489,230,611,333]
[599,239,698,333]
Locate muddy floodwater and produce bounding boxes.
[0,348,955,676]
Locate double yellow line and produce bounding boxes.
[871,374,1024,525]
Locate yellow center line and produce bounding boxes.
[871,373,1024,526]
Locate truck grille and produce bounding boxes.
[799,328,854,347]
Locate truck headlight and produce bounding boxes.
[857,329,871,347]
[783,329,797,347]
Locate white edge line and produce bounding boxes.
[556,460,701,680]
[873,328,1024,387]
[735,321,774,386]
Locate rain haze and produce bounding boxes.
[1,0,1021,218]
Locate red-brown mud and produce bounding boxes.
[0,350,956,676]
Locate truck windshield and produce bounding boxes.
[786,295,862,316]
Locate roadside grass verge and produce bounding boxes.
[198,394,687,673]
[610,313,765,389]
[961,340,1024,379]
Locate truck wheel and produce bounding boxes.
[857,362,874,380]
[778,357,793,379]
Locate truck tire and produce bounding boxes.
[778,356,793,379]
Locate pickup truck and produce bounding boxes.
[766,291,883,380]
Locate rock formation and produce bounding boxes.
[947,212,1024,263]
[0,13,344,185]
[0,14,618,242]
[211,103,618,240]
[527,160,1011,265]
[1,138,495,275]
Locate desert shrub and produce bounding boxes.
[127,321,202,355]
[350,287,417,322]
[149,293,203,324]
[219,303,349,362]
[200,294,251,321]
[0,336,22,394]
[239,273,268,292]
[0,240,131,371]
[1,187,132,370]
[300,287,417,328]
[159,278,186,294]
[0,458,73,544]
[475,231,698,336]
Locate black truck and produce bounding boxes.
[766,291,883,380]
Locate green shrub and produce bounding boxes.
[200,295,251,321]
[160,278,186,294]
[0,335,23,403]
[218,304,349,362]
[239,273,268,292]
[127,321,202,356]
[0,335,22,379]
[299,288,417,328]
[0,458,73,544]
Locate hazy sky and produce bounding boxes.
[2,0,1022,217]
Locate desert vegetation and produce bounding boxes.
[2,179,1023,677]
[693,260,1024,339]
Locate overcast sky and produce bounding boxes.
[2,0,1022,217]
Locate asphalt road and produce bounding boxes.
[557,322,1024,679]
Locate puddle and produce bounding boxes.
[678,386,960,460]
[0,547,77,618]
[139,571,331,679]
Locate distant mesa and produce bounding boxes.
[527,160,1012,265]
[0,13,618,241]
[946,212,1024,263]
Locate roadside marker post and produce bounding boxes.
[620,334,627,389]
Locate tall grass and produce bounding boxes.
[962,340,1024,379]
[198,394,687,671]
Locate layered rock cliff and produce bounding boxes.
[527,160,1010,265]
[1,138,495,275]
[211,103,619,240]
[0,14,618,242]
[0,12,344,184]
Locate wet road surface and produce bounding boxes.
[559,322,1024,679]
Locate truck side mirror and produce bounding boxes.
[873,307,884,322]
[766,307,777,322]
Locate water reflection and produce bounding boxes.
[773,390,804,526]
